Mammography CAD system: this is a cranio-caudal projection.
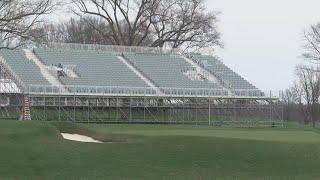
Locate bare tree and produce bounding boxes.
[0,0,55,49]
[295,65,320,127]
[71,0,221,52]
[71,0,159,46]
[303,23,320,62]
[34,17,112,44]
[286,23,320,126]
[150,0,221,52]
[282,86,300,106]
[282,83,309,123]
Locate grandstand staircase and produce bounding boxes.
[23,96,31,120]
[182,55,234,95]
[23,49,68,93]
[117,56,163,95]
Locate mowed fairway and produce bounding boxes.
[1,121,320,179]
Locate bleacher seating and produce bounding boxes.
[125,53,222,89]
[0,50,50,86]
[0,45,263,97]
[191,55,258,90]
[34,49,148,87]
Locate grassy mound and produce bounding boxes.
[1,121,320,179]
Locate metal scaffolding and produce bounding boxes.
[0,59,283,127]
[27,94,283,127]
[0,61,24,120]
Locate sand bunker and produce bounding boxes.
[61,133,103,143]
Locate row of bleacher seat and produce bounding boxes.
[125,53,222,89]
[34,49,148,87]
[191,55,258,90]
[0,50,50,86]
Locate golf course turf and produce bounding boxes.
[1,121,320,179]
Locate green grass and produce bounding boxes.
[1,121,320,179]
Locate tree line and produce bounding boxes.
[0,0,222,53]
[283,24,320,127]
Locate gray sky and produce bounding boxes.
[208,0,320,91]
[53,0,320,91]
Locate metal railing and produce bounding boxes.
[27,85,276,98]
[37,43,179,55]
[0,79,21,93]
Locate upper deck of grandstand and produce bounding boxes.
[0,43,268,98]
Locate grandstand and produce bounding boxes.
[0,43,282,126]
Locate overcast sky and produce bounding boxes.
[53,0,320,91]
[208,0,320,91]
